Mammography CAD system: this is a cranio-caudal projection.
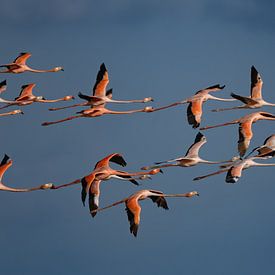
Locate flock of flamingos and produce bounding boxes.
[1,52,275,237]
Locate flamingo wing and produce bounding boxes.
[0,80,7,94]
[81,172,96,206]
[225,164,244,183]
[13,53,31,65]
[187,99,203,128]
[250,66,263,99]
[15,84,36,101]
[92,63,109,97]
[89,180,101,217]
[195,84,225,95]
[125,198,141,237]
[0,154,12,181]
[231,93,258,105]
[238,121,253,157]
[185,132,206,157]
[149,195,169,209]
[94,153,127,169]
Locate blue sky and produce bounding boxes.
[1,1,275,274]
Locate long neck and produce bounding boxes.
[160,192,196,198]
[115,169,160,177]
[37,98,66,103]
[107,99,147,104]
[254,162,275,167]
[41,115,82,126]
[208,95,237,101]
[193,168,229,181]
[27,68,58,73]
[0,111,16,117]
[106,108,146,115]
[141,163,178,170]
[211,106,245,112]
[0,182,46,192]
[199,159,227,164]
[263,101,275,107]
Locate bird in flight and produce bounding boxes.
[0,83,74,110]
[0,52,64,74]
[246,134,275,158]
[147,84,235,128]
[200,111,275,157]
[212,66,275,112]
[48,63,153,111]
[50,153,163,216]
[193,155,275,183]
[42,105,154,126]
[141,132,228,170]
[0,80,7,94]
[0,154,53,192]
[92,189,199,237]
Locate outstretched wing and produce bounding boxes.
[231,93,258,105]
[125,198,141,237]
[185,132,206,157]
[0,154,12,181]
[15,84,36,100]
[187,99,203,128]
[149,194,169,209]
[0,80,7,94]
[238,121,253,157]
[92,63,109,97]
[89,180,101,217]
[13,53,31,65]
[250,65,263,99]
[81,172,96,206]
[225,164,244,183]
[94,153,127,169]
[195,84,225,95]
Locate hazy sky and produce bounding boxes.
[1,1,275,274]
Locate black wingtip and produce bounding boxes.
[195,132,204,142]
[100,63,107,71]
[0,80,7,86]
[1,154,10,166]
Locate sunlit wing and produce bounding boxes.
[92,63,109,97]
[15,84,36,101]
[13,53,31,65]
[250,66,263,99]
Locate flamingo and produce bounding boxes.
[50,153,163,215]
[48,63,153,111]
[0,80,7,94]
[0,109,24,117]
[200,111,275,157]
[91,189,199,237]
[247,134,275,158]
[42,105,154,126]
[147,84,235,128]
[0,83,74,110]
[212,66,275,112]
[141,132,229,170]
[0,52,64,74]
[0,154,53,192]
[193,155,275,183]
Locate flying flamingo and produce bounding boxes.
[0,154,53,192]
[147,84,235,128]
[42,105,154,126]
[0,80,7,94]
[91,189,199,237]
[141,132,229,170]
[48,63,153,111]
[200,111,275,157]
[0,109,24,117]
[0,83,74,110]
[0,52,64,74]
[193,155,275,183]
[212,66,275,112]
[50,153,163,215]
[247,134,275,158]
